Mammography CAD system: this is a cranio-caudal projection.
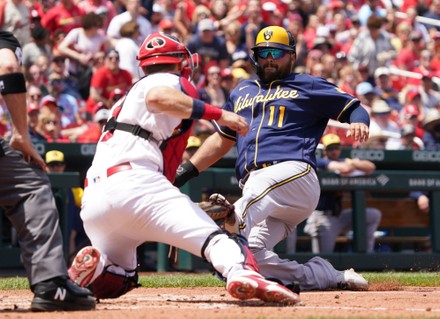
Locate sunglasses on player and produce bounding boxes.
[255,48,289,60]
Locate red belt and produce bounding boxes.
[84,162,132,188]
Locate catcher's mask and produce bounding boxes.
[137,32,199,80]
[250,26,296,70]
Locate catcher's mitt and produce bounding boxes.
[197,193,236,229]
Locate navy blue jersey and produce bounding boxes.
[213,73,362,180]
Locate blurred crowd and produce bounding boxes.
[1,0,440,149]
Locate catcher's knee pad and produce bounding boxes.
[0,73,26,95]
[88,266,140,299]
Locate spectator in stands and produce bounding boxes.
[0,0,31,46]
[321,53,338,82]
[48,55,82,100]
[285,13,307,67]
[157,18,176,35]
[303,133,382,253]
[22,25,51,69]
[422,0,440,32]
[408,50,440,87]
[45,73,84,129]
[25,63,49,96]
[27,102,46,142]
[355,81,377,113]
[357,0,386,26]
[115,20,143,81]
[399,103,425,139]
[187,18,230,70]
[348,15,395,81]
[198,63,228,108]
[422,109,440,149]
[241,0,266,53]
[224,20,248,66]
[149,3,166,33]
[219,68,235,95]
[85,48,132,117]
[76,105,110,143]
[393,31,425,72]
[76,0,117,31]
[57,13,110,80]
[369,99,401,149]
[310,62,325,78]
[390,20,412,53]
[374,67,403,112]
[36,110,70,142]
[106,0,152,46]
[27,84,43,107]
[418,73,440,110]
[108,88,126,106]
[398,124,424,150]
[172,0,197,41]
[404,89,426,124]
[41,0,85,37]
[45,150,90,261]
[304,49,323,74]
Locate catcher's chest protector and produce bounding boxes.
[161,120,193,182]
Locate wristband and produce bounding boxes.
[173,160,199,188]
[202,104,222,121]
[190,99,205,119]
[190,99,223,121]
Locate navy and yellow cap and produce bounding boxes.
[252,26,296,51]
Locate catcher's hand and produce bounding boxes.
[197,193,236,229]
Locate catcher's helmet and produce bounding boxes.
[137,32,190,67]
[137,32,198,79]
[252,26,296,52]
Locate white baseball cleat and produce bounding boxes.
[337,268,368,291]
[227,273,301,304]
[68,246,101,287]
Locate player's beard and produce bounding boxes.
[257,62,291,83]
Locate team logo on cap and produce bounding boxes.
[146,37,166,50]
[263,30,273,41]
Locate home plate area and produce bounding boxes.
[1,286,440,318]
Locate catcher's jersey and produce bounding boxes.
[87,73,183,177]
[214,73,362,180]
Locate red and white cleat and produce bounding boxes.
[227,273,300,305]
[68,246,101,287]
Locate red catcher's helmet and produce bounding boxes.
[137,32,189,67]
[137,32,199,79]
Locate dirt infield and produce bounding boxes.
[1,284,440,319]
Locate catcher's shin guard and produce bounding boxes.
[229,233,260,273]
[201,230,260,281]
[87,266,140,299]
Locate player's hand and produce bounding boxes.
[217,110,249,136]
[9,133,47,170]
[346,122,369,143]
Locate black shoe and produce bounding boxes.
[31,276,96,311]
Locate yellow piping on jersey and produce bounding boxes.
[336,98,358,121]
[239,164,312,230]
[244,80,262,175]
[212,120,236,140]
[253,80,278,168]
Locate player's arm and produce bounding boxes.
[173,132,235,188]
[146,86,248,134]
[349,158,376,174]
[340,104,370,143]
